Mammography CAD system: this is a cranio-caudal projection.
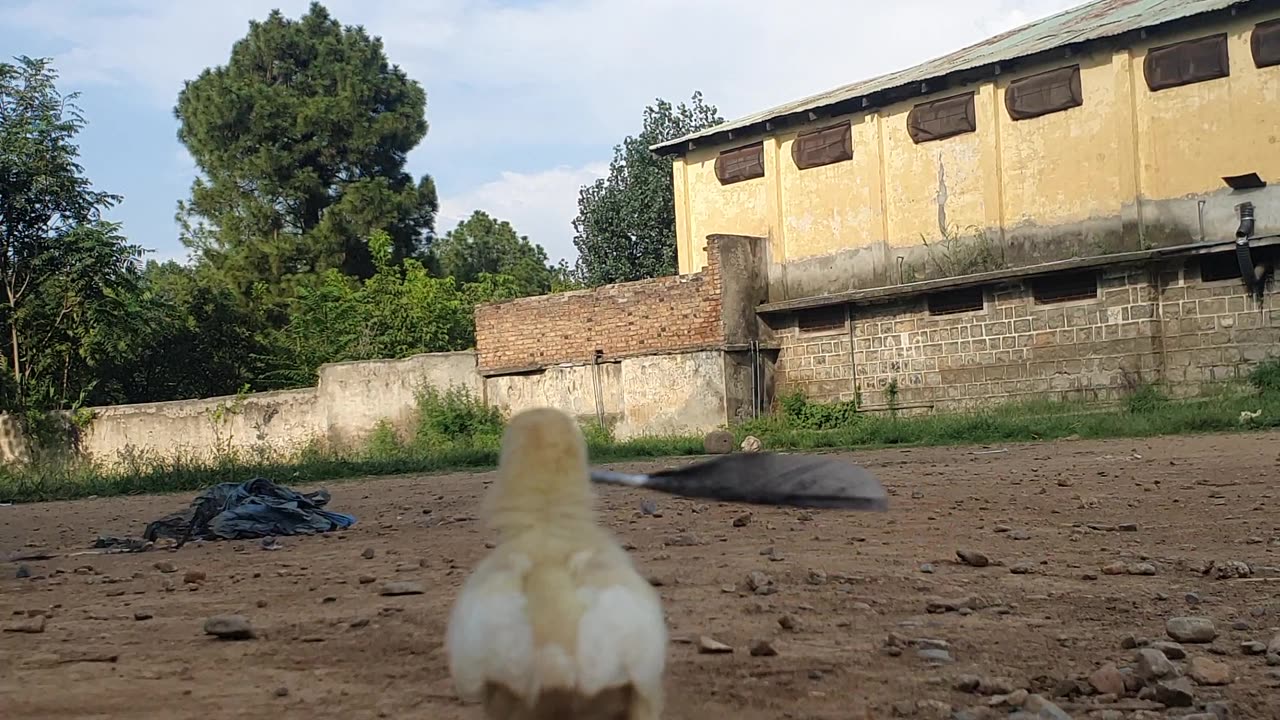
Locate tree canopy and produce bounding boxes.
[174,1,438,313]
[571,91,723,287]
[430,210,559,297]
[0,56,146,415]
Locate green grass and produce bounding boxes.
[5,362,1280,504]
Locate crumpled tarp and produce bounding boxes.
[143,476,356,543]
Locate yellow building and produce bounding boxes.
[653,0,1280,304]
[647,0,1280,412]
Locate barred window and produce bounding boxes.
[907,92,976,144]
[1144,33,1230,91]
[792,123,853,170]
[715,143,765,185]
[1005,65,1083,120]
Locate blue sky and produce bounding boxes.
[1,0,1080,266]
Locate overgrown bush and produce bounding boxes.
[412,385,506,451]
[1249,358,1280,395]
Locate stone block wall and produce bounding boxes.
[771,253,1280,410]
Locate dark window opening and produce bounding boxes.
[926,286,985,316]
[715,143,765,185]
[796,305,846,333]
[1197,252,1243,282]
[792,123,853,170]
[1030,271,1098,304]
[1143,33,1230,91]
[1252,19,1280,68]
[1005,65,1083,120]
[907,92,977,144]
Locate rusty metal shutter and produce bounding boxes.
[1005,65,1083,121]
[1252,19,1280,68]
[715,143,765,185]
[907,92,977,144]
[791,123,853,170]
[1143,33,1230,91]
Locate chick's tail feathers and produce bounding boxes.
[484,407,597,535]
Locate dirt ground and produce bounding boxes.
[3,432,1279,719]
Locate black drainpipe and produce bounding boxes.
[1234,202,1258,296]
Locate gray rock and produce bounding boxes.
[15,565,30,579]
[1242,640,1267,655]
[3,616,46,634]
[379,581,425,596]
[703,430,734,455]
[203,614,254,640]
[698,635,733,654]
[1151,676,1196,707]
[1010,562,1036,575]
[1136,648,1177,680]
[956,550,990,567]
[1150,641,1186,659]
[1269,632,1280,654]
[916,648,953,664]
[1166,616,1217,643]
[360,547,375,559]
[919,563,935,574]
[748,639,778,657]
[1022,694,1072,720]
[1204,700,1231,719]
[639,498,659,516]
[1188,656,1232,686]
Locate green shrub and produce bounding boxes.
[412,384,505,451]
[1249,359,1280,395]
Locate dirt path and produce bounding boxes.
[3,432,1279,719]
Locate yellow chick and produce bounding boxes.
[445,407,667,720]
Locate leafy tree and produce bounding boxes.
[174,1,438,314]
[0,56,146,416]
[260,230,516,387]
[430,210,557,297]
[572,91,723,286]
[91,261,273,404]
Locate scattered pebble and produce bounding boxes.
[748,639,778,657]
[698,636,733,654]
[203,615,254,640]
[956,550,990,568]
[1135,648,1176,680]
[15,565,31,579]
[183,570,206,585]
[919,563,935,574]
[1188,656,1232,686]
[153,561,177,574]
[732,512,753,527]
[916,648,953,664]
[379,581,424,596]
[361,548,376,560]
[1088,664,1125,696]
[273,687,289,697]
[3,616,47,634]
[133,611,153,621]
[1166,617,1218,643]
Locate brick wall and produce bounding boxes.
[475,239,725,372]
[771,253,1280,410]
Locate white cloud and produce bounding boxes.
[9,0,1084,262]
[437,163,608,265]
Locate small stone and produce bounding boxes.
[153,561,177,573]
[745,571,774,595]
[1089,663,1125,696]
[748,639,778,657]
[4,616,46,634]
[1010,562,1035,575]
[1188,656,1232,686]
[1242,641,1267,655]
[361,548,375,560]
[1166,617,1217,643]
[1150,641,1186,659]
[182,570,206,585]
[1118,522,1139,532]
[358,575,376,585]
[1268,632,1280,654]
[1151,676,1195,707]
[1135,648,1176,680]
[639,498,658,516]
[777,614,799,631]
[703,430,734,455]
[379,581,424,596]
[956,550,990,567]
[919,563,935,574]
[1102,562,1127,575]
[740,435,762,453]
[1208,560,1252,580]
[1009,530,1031,541]
[1056,477,1074,487]
[133,611,153,621]
[1127,562,1157,576]
[916,648,953,664]
[273,687,289,697]
[732,512,753,527]
[664,533,705,547]
[15,565,30,579]
[806,569,828,585]
[698,635,733,654]
[1185,591,1202,605]
[1205,700,1232,719]
[203,615,254,640]
[1022,694,1071,720]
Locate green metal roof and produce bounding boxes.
[651,0,1258,156]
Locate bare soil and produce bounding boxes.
[3,432,1279,719]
